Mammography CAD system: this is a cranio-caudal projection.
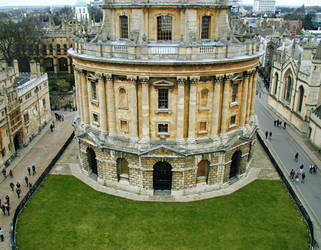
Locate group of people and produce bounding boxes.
[290,153,318,184]
[265,131,272,140]
[274,119,287,129]
[2,168,13,179]
[54,112,64,122]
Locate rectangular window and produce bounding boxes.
[91,82,97,100]
[120,16,129,39]
[157,16,172,41]
[231,84,238,103]
[42,98,46,107]
[201,16,211,39]
[158,123,168,133]
[158,89,168,109]
[200,121,207,132]
[230,115,236,126]
[120,120,128,132]
[93,113,99,125]
[24,112,29,123]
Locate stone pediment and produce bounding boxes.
[140,145,185,157]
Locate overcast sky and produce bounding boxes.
[0,0,320,7]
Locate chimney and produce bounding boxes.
[13,59,19,75]
[30,60,37,77]
[36,62,41,76]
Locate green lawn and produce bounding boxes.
[16,176,309,250]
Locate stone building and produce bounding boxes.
[268,39,321,145]
[0,60,51,170]
[70,0,262,196]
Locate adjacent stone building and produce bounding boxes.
[70,0,262,196]
[0,60,51,169]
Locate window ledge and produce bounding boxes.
[198,130,208,135]
[157,132,170,137]
[199,107,210,111]
[91,99,99,105]
[92,121,100,127]
[119,106,129,110]
[155,109,171,114]
[229,123,236,129]
[230,102,238,108]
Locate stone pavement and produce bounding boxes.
[0,111,75,250]
[256,75,321,248]
[51,134,279,202]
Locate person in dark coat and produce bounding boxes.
[9,182,14,191]
[294,152,299,162]
[265,131,268,139]
[5,195,9,206]
[1,205,5,215]
[5,204,10,216]
[16,182,21,189]
[269,131,272,139]
[32,165,36,175]
[284,121,287,129]
[27,167,31,176]
[16,188,21,199]
[28,182,32,189]
[2,169,6,178]
[25,176,29,186]
[9,169,13,178]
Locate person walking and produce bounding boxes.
[265,131,268,139]
[5,204,10,216]
[290,169,295,180]
[16,182,21,189]
[276,119,279,127]
[0,227,4,242]
[50,123,54,132]
[9,169,13,178]
[295,173,299,183]
[269,131,272,139]
[309,164,313,174]
[2,169,6,178]
[27,167,31,176]
[32,165,36,175]
[299,164,304,175]
[301,172,306,184]
[24,176,29,186]
[9,182,14,191]
[0,205,5,215]
[28,182,32,189]
[284,121,287,129]
[5,195,9,206]
[294,152,299,162]
[16,188,21,199]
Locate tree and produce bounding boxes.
[88,6,103,23]
[0,17,40,71]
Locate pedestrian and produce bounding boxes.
[294,152,298,162]
[16,182,21,189]
[5,204,10,216]
[24,176,28,186]
[27,167,31,176]
[2,169,6,178]
[309,164,313,174]
[61,114,64,121]
[265,131,268,139]
[299,164,304,175]
[284,121,287,129]
[276,119,279,127]
[5,195,9,206]
[9,169,13,178]
[0,227,3,241]
[28,182,32,189]
[301,172,306,184]
[50,124,53,132]
[313,165,318,174]
[9,182,14,191]
[274,120,276,126]
[0,205,5,215]
[16,188,21,199]
[295,173,299,183]
[269,131,272,139]
[32,165,36,175]
[290,169,295,180]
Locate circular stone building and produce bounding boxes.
[69,0,262,196]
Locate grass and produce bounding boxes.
[16,176,309,250]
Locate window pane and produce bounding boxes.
[158,124,168,133]
[120,16,128,39]
[201,16,210,39]
[157,16,172,41]
[158,89,168,109]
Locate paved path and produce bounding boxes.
[0,111,75,250]
[255,75,321,247]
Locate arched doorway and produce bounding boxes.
[86,148,97,175]
[116,158,129,182]
[44,58,54,72]
[196,160,209,184]
[230,150,242,179]
[13,132,22,151]
[58,58,68,72]
[153,161,172,190]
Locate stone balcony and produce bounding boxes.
[70,38,261,64]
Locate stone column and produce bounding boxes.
[176,77,186,143]
[106,74,116,135]
[127,76,138,139]
[53,57,58,73]
[188,76,199,142]
[74,68,82,119]
[211,75,223,138]
[246,71,254,124]
[81,70,90,124]
[220,75,232,134]
[67,57,72,73]
[140,76,150,142]
[240,71,249,127]
[250,70,258,119]
[97,73,107,133]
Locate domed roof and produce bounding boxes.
[75,0,87,7]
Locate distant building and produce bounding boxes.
[0,60,51,169]
[312,13,321,28]
[253,0,275,14]
[75,0,89,22]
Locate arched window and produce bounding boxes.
[273,73,278,95]
[200,89,209,108]
[42,45,47,55]
[63,44,67,54]
[201,16,211,39]
[157,16,172,41]
[49,44,53,55]
[119,16,129,39]
[285,75,292,102]
[197,160,209,184]
[57,44,61,55]
[297,86,304,112]
[119,88,127,107]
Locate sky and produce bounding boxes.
[0,0,320,7]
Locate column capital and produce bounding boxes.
[127,75,137,82]
[74,67,82,73]
[105,74,113,81]
[139,76,149,84]
[224,74,234,81]
[214,75,224,83]
[95,72,105,80]
[177,76,187,84]
[87,72,98,82]
[190,76,200,84]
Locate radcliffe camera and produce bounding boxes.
[0,0,320,249]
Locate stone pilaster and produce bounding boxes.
[97,73,107,133]
[220,74,232,134]
[140,76,150,142]
[246,70,254,124]
[188,76,199,142]
[74,68,83,120]
[211,75,223,138]
[240,71,250,127]
[81,70,90,124]
[106,74,116,135]
[250,70,258,119]
[127,75,138,139]
[176,76,186,143]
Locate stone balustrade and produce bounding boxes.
[17,73,48,97]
